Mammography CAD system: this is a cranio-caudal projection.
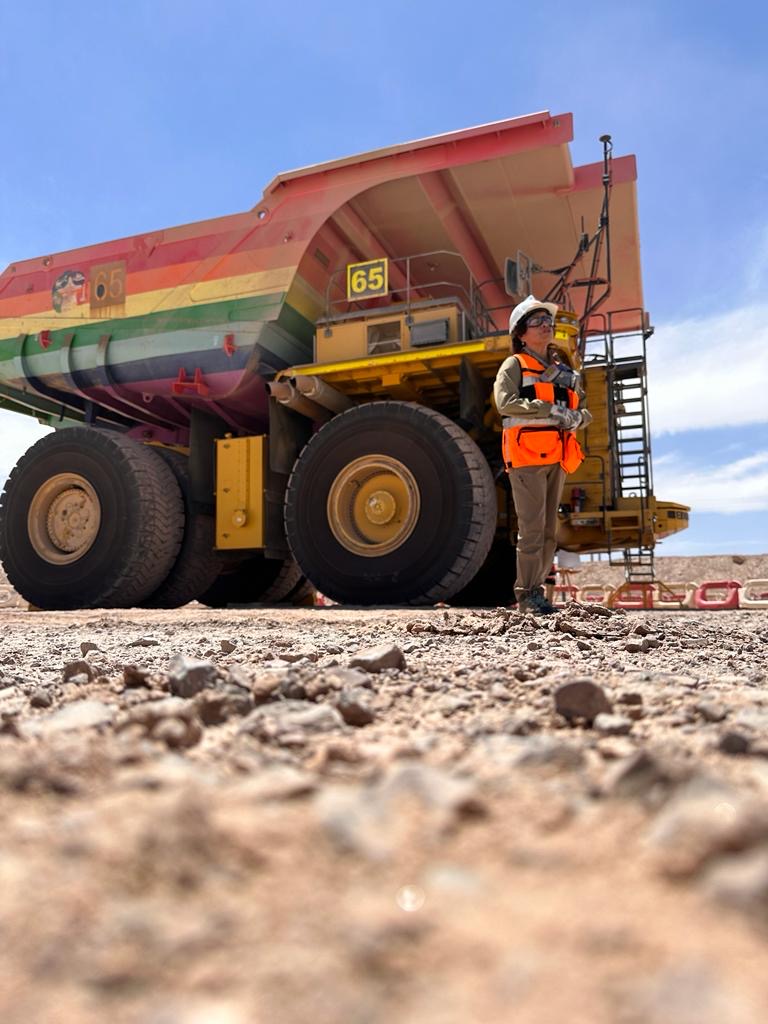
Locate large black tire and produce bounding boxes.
[284,402,496,605]
[141,449,224,608]
[196,554,303,607]
[0,428,184,610]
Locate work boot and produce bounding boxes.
[517,590,555,616]
[533,586,556,614]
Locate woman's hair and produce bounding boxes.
[511,314,530,353]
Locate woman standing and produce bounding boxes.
[493,296,590,615]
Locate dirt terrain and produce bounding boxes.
[1,554,768,1024]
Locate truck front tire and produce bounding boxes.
[284,402,496,605]
[0,428,184,609]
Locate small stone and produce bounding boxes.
[305,667,370,700]
[121,695,198,729]
[554,679,612,724]
[195,687,255,725]
[23,699,114,736]
[719,730,751,755]
[62,660,96,683]
[127,637,160,648]
[153,716,203,749]
[596,736,637,760]
[696,700,727,723]
[503,710,540,737]
[335,689,376,727]
[276,650,319,664]
[0,713,22,737]
[435,694,471,717]
[234,766,317,802]
[122,664,152,689]
[239,700,346,742]
[646,778,768,877]
[624,641,644,654]
[603,750,672,799]
[349,644,406,673]
[617,691,643,706]
[594,712,633,736]
[167,655,220,698]
[80,642,100,656]
[220,639,237,654]
[278,676,307,700]
[29,688,53,709]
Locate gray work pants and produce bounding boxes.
[508,463,565,601]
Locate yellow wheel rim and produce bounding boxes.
[327,455,420,557]
[27,473,102,565]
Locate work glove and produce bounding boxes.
[550,406,588,431]
[540,363,581,390]
[549,404,570,426]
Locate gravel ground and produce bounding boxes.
[1,561,768,1023]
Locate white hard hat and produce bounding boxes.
[508,295,559,335]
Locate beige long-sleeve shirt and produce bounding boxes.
[493,347,587,419]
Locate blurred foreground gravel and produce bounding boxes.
[1,596,768,1024]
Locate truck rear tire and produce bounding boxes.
[284,402,496,605]
[0,428,184,610]
[196,555,303,607]
[141,448,224,608]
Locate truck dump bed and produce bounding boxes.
[0,111,645,443]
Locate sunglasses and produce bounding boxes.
[525,314,554,328]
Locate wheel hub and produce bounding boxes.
[28,474,102,565]
[327,456,420,557]
[364,489,396,526]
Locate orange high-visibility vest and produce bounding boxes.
[502,352,584,471]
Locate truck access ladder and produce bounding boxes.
[587,310,656,583]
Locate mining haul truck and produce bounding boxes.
[0,110,689,611]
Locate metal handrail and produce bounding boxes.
[322,250,497,339]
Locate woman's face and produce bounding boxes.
[520,311,554,355]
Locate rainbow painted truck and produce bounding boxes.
[0,111,689,610]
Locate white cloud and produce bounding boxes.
[0,411,51,487]
[648,303,768,435]
[653,448,768,514]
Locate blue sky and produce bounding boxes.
[1,0,766,555]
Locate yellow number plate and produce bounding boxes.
[90,261,126,309]
[346,258,388,301]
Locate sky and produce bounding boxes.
[0,0,766,556]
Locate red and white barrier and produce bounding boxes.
[577,583,615,605]
[739,579,768,610]
[553,577,767,611]
[693,580,741,610]
[609,582,656,610]
[552,584,579,606]
[652,581,697,610]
